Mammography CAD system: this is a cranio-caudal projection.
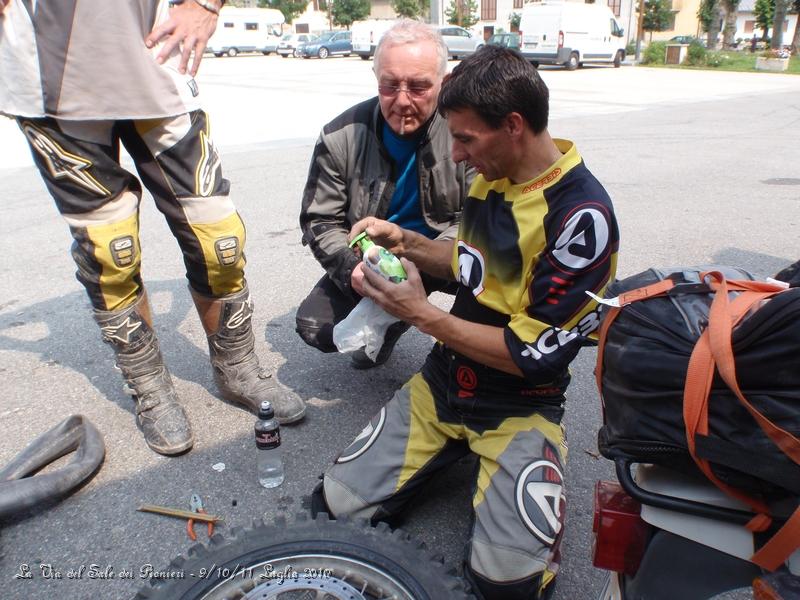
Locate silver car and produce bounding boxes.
[277,33,314,58]
[438,26,484,59]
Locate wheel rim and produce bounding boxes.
[319,48,328,58]
[188,553,419,600]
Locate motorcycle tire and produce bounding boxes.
[135,513,473,600]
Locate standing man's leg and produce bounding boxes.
[118,110,305,423]
[465,413,568,600]
[17,117,193,455]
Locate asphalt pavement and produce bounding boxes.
[1,58,798,600]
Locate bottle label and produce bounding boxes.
[256,430,281,450]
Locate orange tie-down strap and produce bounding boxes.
[683,271,800,570]
[594,271,799,570]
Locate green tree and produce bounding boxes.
[445,0,479,28]
[391,0,428,18]
[510,12,521,31]
[260,0,307,25]
[331,0,370,28]
[642,0,673,40]
[754,0,775,40]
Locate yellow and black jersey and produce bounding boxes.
[449,139,619,385]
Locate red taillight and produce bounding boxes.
[592,480,649,575]
[558,30,564,48]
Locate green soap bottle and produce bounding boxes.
[349,232,407,284]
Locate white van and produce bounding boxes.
[206,7,285,57]
[518,1,626,69]
[351,19,396,60]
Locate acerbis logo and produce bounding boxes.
[552,207,609,271]
[522,168,561,194]
[457,241,485,296]
[336,407,386,463]
[520,309,600,361]
[521,327,578,361]
[515,459,565,545]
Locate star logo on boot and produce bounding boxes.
[225,298,253,330]
[101,317,142,344]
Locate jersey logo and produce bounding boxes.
[336,407,387,463]
[457,241,486,296]
[22,123,110,197]
[520,326,579,361]
[552,207,609,271]
[515,459,565,545]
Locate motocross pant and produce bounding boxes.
[17,110,246,311]
[322,343,570,600]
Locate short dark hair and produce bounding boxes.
[438,45,549,133]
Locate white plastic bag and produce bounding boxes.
[333,297,400,360]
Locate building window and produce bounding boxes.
[607,0,621,17]
[513,0,523,8]
[744,20,754,33]
[481,0,497,20]
[245,22,258,31]
[223,22,234,28]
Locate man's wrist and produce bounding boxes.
[193,0,223,14]
[170,0,224,14]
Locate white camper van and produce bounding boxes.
[206,7,285,57]
[351,19,396,60]
[518,1,625,69]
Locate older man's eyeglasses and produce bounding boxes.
[377,82,433,99]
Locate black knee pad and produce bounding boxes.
[294,317,337,353]
[464,563,556,600]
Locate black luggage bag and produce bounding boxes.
[595,265,800,500]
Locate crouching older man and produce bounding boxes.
[296,20,473,369]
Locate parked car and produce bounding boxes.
[437,26,483,59]
[277,33,314,57]
[669,35,704,46]
[487,32,520,50]
[300,30,352,59]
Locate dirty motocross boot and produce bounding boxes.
[192,284,306,424]
[93,292,194,455]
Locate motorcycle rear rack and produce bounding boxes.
[614,458,772,527]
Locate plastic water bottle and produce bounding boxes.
[349,232,407,283]
[255,401,283,488]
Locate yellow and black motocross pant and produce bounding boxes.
[18,110,246,311]
[323,343,570,600]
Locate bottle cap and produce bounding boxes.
[348,232,373,251]
[258,401,274,419]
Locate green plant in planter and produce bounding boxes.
[642,40,667,64]
[685,42,707,65]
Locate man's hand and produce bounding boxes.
[349,217,406,256]
[360,258,437,326]
[145,1,220,77]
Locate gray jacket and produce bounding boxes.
[300,97,473,296]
